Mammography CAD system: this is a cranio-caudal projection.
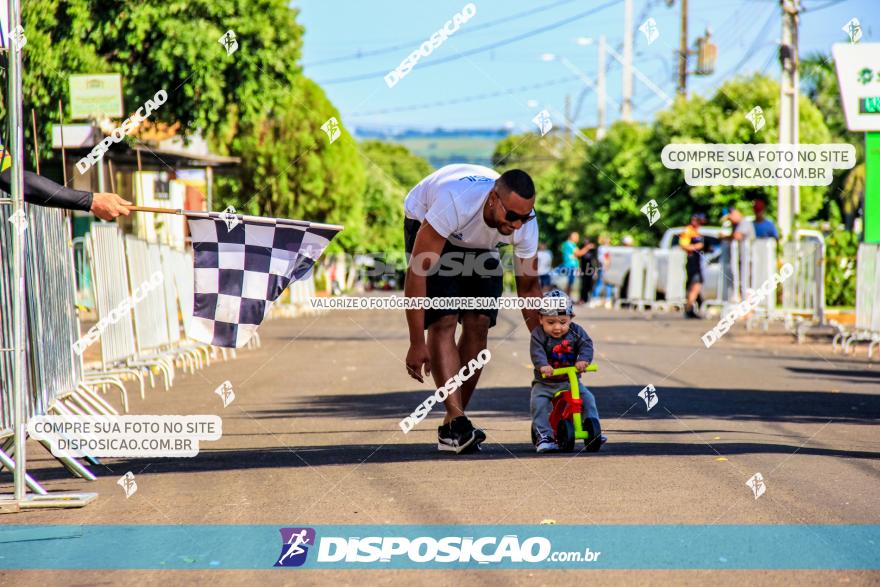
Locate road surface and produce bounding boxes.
[3,305,879,585]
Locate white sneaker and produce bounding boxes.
[536,436,558,453]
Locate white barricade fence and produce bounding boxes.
[782,239,819,315]
[664,248,687,310]
[778,231,838,342]
[125,237,171,353]
[169,248,196,338]
[838,243,880,358]
[641,249,659,309]
[86,225,173,395]
[1,203,105,490]
[743,238,778,330]
[616,247,648,309]
[157,246,182,346]
[87,224,138,369]
[617,248,687,312]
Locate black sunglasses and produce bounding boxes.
[493,190,536,224]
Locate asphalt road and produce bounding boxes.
[3,305,879,585]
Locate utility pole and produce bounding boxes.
[622,0,633,120]
[778,0,800,241]
[564,93,574,138]
[678,0,688,95]
[597,35,607,139]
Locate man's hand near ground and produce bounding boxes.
[406,343,432,383]
[91,192,132,221]
[404,222,445,382]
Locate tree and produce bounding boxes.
[800,52,865,229]
[359,140,433,253]
[17,1,371,250]
[223,78,366,252]
[573,120,652,241]
[491,132,565,178]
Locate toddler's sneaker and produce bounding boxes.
[536,435,558,453]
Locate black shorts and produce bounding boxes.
[404,218,503,329]
[686,254,703,286]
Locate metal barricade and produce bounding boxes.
[85,224,169,396]
[616,247,648,309]
[161,246,213,371]
[744,238,777,331]
[779,231,839,342]
[663,248,687,310]
[1,204,99,490]
[640,249,659,310]
[836,243,880,358]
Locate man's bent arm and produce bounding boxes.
[404,222,446,344]
[515,255,541,333]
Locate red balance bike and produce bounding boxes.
[531,364,602,452]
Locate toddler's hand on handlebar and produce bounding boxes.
[539,365,554,377]
[575,361,589,373]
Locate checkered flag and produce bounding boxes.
[187,212,341,348]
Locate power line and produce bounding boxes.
[317,0,623,85]
[346,75,582,117]
[304,0,583,68]
[723,9,777,78]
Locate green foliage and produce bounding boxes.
[224,78,366,252]
[800,53,865,229]
[824,229,858,307]
[642,74,830,230]
[491,131,589,250]
[494,74,838,253]
[575,120,653,242]
[17,1,380,251]
[492,132,564,178]
[359,140,433,253]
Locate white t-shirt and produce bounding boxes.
[403,163,539,258]
[537,250,553,275]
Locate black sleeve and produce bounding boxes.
[0,167,93,212]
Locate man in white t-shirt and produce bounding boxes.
[403,164,542,454]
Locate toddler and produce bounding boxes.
[530,289,604,453]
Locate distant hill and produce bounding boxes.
[354,127,510,169]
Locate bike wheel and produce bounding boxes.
[556,419,575,452]
[583,417,602,452]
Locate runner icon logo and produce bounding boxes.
[275,527,316,567]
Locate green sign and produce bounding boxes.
[859,97,880,114]
[867,132,880,244]
[69,74,124,120]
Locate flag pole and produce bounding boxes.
[30,109,39,175]
[124,206,344,231]
[57,99,67,184]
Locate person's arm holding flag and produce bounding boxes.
[0,144,131,220]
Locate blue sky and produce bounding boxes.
[295,0,874,132]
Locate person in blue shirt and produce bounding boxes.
[750,199,779,239]
[559,231,588,297]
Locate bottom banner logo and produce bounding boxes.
[275,527,316,567]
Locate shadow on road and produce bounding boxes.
[16,437,880,484]
[249,384,880,425]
